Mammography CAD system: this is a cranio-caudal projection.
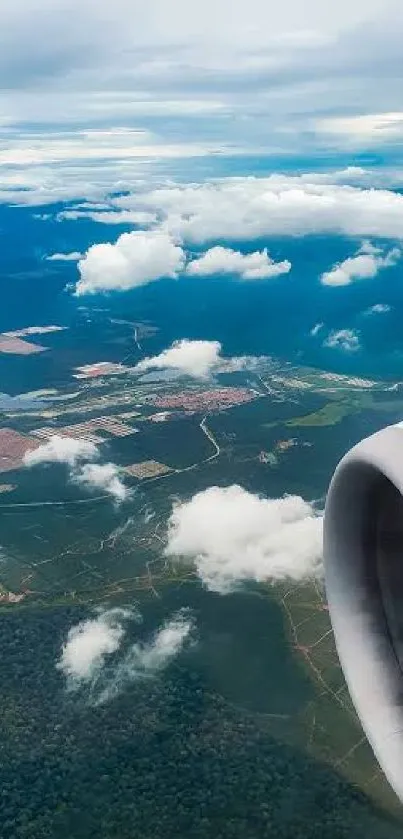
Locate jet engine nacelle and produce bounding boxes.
[324,423,403,803]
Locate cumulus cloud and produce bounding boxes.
[75,230,185,295]
[7,168,403,249]
[73,461,128,502]
[46,251,83,261]
[366,302,391,314]
[109,610,194,681]
[57,608,128,683]
[135,339,223,379]
[165,485,323,593]
[186,246,291,280]
[320,241,400,286]
[58,607,194,703]
[132,176,403,243]
[135,339,261,378]
[23,434,128,501]
[324,328,360,351]
[74,236,291,298]
[214,354,263,373]
[61,210,158,226]
[23,435,98,467]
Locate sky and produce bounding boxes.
[2,0,403,375]
[1,0,403,205]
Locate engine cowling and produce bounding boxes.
[324,423,403,803]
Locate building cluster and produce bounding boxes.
[124,460,172,479]
[147,387,256,413]
[270,375,313,390]
[32,416,138,444]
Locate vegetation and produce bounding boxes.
[285,395,373,428]
[0,605,402,839]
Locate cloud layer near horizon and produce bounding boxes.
[142,177,403,242]
[1,0,403,202]
[165,485,323,593]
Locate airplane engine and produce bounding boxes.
[324,423,403,803]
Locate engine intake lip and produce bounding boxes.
[324,425,403,804]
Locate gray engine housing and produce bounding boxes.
[324,423,403,803]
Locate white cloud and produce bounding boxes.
[61,210,157,226]
[110,611,194,680]
[135,339,261,379]
[4,168,403,251]
[215,354,263,373]
[73,461,128,502]
[186,246,291,280]
[165,485,323,593]
[310,322,324,336]
[366,302,391,314]
[324,328,360,351]
[75,230,185,295]
[1,2,403,203]
[61,175,403,303]
[317,112,403,143]
[1,0,383,59]
[57,609,128,683]
[46,251,83,261]
[135,339,223,379]
[0,129,217,167]
[58,606,194,703]
[72,229,291,299]
[0,165,385,211]
[320,241,400,286]
[123,176,403,242]
[23,434,128,501]
[23,435,98,467]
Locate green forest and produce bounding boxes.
[1,604,402,839]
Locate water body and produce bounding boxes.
[1,201,402,381]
